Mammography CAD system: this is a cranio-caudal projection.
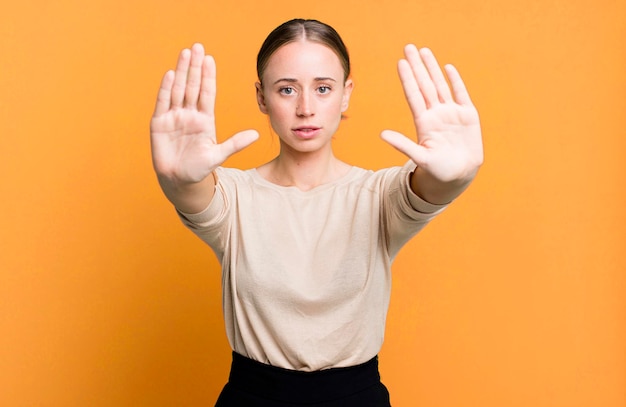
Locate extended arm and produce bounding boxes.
[381,45,483,205]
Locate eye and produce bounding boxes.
[279,87,295,95]
[317,85,332,94]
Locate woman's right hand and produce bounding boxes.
[150,44,258,211]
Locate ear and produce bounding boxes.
[341,79,354,113]
[255,82,269,114]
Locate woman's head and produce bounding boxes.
[257,19,351,85]
[254,19,354,153]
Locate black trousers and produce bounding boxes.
[215,352,392,406]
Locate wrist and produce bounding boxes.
[409,167,475,205]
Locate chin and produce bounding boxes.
[280,138,332,154]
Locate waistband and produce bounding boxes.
[227,352,382,403]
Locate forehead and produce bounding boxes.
[262,40,344,83]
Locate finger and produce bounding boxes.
[445,64,473,106]
[404,44,439,108]
[217,130,259,160]
[198,55,217,114]
[380,130,429,167]
[419,48,453,103]
[184,43,204,109]
[153,70,175,116]
[171,48,191,108]
[398,59,426,117]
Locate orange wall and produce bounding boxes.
[1,0,625,406]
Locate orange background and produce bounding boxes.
[1,0,625,406]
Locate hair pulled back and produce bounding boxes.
[257,19,351,84]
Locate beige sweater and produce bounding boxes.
[178,161,446,371]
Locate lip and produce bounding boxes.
[292,126,322,139]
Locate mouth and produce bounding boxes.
[292,126,322,139]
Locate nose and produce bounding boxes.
[296,92,314,117]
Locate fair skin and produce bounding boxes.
[150,40,482,213]
[254,40,353,190]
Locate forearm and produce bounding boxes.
[409,166,477,205]
[157,172,216,214]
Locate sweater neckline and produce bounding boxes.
[247,166,362,193]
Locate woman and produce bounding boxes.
[151,18,482,407]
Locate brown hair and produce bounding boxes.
[257,19,351,84]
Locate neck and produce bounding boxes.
[261,146,350,191]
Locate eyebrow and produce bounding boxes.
[272,77,338,85]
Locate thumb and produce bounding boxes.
[218,129,260,159]
[380,130,428,166]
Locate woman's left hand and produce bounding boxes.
[381,45,483,203]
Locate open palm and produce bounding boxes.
[150,43,258,184]
[382,45,483,184]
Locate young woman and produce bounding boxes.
[150,19,483,407]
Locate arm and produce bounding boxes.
[381,45,483,205]
[150,43,258,214]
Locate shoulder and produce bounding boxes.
[215,166,254,181]
[347,161,417,190]
[214,167,260,191]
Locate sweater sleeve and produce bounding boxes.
[382,161,447,260]
[176,168,233,260]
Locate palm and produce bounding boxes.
[151,107,217,183]
[382,45,483,183]
[150,44,257,184]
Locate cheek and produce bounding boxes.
[267,105,290,126]
[266,96,291,114]
[266,104,292,135]
[326,98,345,118]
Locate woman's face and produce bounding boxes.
[256,40,353,154]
